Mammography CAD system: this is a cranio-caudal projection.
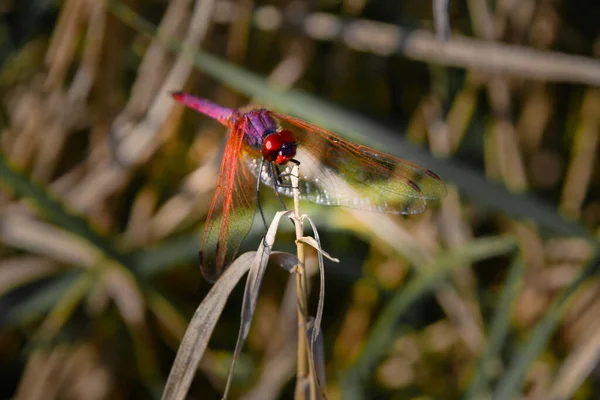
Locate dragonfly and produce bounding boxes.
[172,92,447,282]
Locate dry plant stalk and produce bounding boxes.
[161,163,335,400]
[290,163,318,399]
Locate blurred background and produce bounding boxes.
[0,0,599,399]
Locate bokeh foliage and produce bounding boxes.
[0,0,599,399]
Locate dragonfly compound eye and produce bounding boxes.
[275,143,297,164]
[262,133,284,161]
[278,129,297,144]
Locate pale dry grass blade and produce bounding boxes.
[161,252,256,400]
[123,186,157,247]
[6,91,51,169]
[488,115,528,192]
[560,89,600,219]
[148,288,232,387]
[0,213,99,266]
[34,0,104,182]
[438,185,484,332]
[123,0,194,118]
[517,83,553,152]
[49,164,88,195]
[546,321,600,400]
[15,347,69,400]
[162,249,299,399]
[433,0,450,42]
[66,0,215,212]
[468,1,530,193]
[116,0,217,166]
[276,7,600,85]
[422,97,451,158]
[307,321,326,392]
[297,236,339,263]
[58,343,114,400]
[0,256,61,295]
[31,119,70,183]
[299,215,338,346]
[241,342,296,400]
[439,186,474,286]
[67,0,105,104]
[466,0,494,39]
[446,77,480,152]
[102,263,146,329]
[15,343,114,400]
[102,261,159,381]
[148,155,218,239]
[342,211,429,265]
[267,42,310,89]
[562,281,600,341]
[44,0,90,89]
[406,99,429,144]
[223,210,294,399]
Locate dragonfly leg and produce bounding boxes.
[274,159,301,184]
[270,163,288,211]
[271,164,297,229]
[256,158,269,232]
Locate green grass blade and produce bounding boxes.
[464,257,525,399]
[34,271,95,340]
[340,235,518,399]
[1,272,79,328]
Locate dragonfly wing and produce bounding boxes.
[259,112,447,215]
[200,124,256,283]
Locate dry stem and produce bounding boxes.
[290,163,317,400]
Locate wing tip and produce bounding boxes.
[199,250,218,284]
[423,169,448,199]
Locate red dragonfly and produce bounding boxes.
[172,92,446,282]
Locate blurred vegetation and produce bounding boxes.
[0,0,599,399]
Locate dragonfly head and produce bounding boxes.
[262,129,297,165]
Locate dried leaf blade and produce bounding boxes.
[161,251,256,400]
[297,236,339,263]
[222,210,292,398]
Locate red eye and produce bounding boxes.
[279,129,296,144]
[262,134,283,161]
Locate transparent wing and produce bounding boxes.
[200,123,256,283]
[242,112,446,215]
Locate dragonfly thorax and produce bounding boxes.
[261,129,297,165]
